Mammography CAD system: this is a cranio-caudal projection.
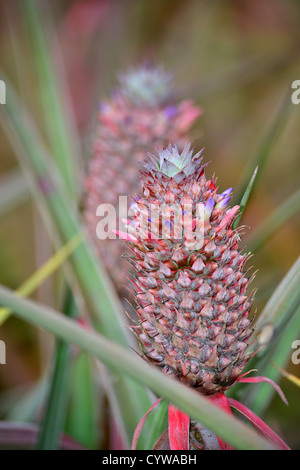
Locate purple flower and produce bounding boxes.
[221,187,233,198]
[217,196,231,209]
[204,198,215,220]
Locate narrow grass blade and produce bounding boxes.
[142,399,169,450]
[233,166,258,229]
[21,0,81,197]
[36,289,77,450]
[247,187,300,252]
[36,341,71,450]
[65,352,98,449]
[272,363,300,389]
[234,91,292,206]
[0,285,279,450]
[0,233,83,325]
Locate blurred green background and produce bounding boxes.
[0,0,299,449]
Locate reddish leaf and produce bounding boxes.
[216,205,239,231]
[209,393,234,450]
[238,369,258,378]
[228,398,290,450]
[131,398,161,450]
[168,404,190,450]
[237,375,288,405]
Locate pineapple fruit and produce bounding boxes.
[123,144,254,395]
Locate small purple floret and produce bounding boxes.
[204,198,215,220]
[218,196,231,208]
[165,106,177,119]
[206,197,215,212]
[221,187,233,198]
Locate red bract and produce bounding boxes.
[237,375,288,405]
[168,405,190,450]
[208,393,234,450]
[228,398,290,450]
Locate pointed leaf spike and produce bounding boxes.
[233,166,258,230]
[237,375,288,406]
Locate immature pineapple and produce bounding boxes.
[84,65,201,293]
[123,144,254,395]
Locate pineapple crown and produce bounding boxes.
[118,64,174,108]
[144,143,205,183]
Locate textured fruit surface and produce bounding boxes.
[84,65,201,293]
[125,144,254,394]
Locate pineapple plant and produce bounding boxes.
[123,143,253,394]
[118,143,289,450]
[84,64,201,293]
